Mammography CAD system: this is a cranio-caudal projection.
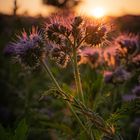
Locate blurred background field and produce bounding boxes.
[0,0,140,140]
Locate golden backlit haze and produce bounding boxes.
[0,0,140,17]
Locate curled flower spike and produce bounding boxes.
[82,17,111,47]
[104,67,131,84]
[48,42,70,68]
[116,34,140,57]
[45,13,74,31]
[78,47,116,68]
[4,27,45,69]
[113,67,131,83]
[115,34,140,70]
[45,14,73,44]
[84,25,108,46]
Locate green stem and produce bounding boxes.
[67,102,90,136]
[40,59,61,91]
[72,47,85,103]
[40,59,91,138]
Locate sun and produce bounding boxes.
[89,7,106,18]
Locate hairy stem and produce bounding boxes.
[40,59,92,139]
[40,59,61,91]
[72,47,85,103]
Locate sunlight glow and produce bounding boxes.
[90,7,106,18]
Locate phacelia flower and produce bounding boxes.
[116,34,140,57]
[85,25,108,46]
[4,27,44,69]
[48,42,70,68]
[103,67,131,84]
[83,17,112,47]
[78,46,116,69]
[45,14,73,45]
[113,67,131,83]
[115,34,140,70]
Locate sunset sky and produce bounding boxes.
[0,0,140,17]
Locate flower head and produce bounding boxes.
[113,67,131,83]
[45,14,73,44]
[83,17,111,47]
[4,27,44,69]
[103,67,131,84]
[115,34,140,70]
[48,42,70,68]
[78,46,116,68]
[85,25,108,46]
[116,34,140,57]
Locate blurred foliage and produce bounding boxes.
[42,0,80,9]
[0,119,28,140]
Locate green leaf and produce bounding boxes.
[14,119,28,140]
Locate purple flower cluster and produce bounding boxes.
[77,47,116,68]
[104,67,131,84]
[115,34,140,69]
[4,27,44,69]
[116,34,140,56]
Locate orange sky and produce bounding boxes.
[0,0,140,17]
